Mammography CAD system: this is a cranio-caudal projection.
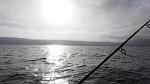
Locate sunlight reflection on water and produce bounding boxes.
[44,45,68,84]
[0,45,150,84]
[46,45,65,65]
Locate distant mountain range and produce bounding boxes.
[0,37,149,46]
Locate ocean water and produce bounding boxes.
[0,45,150,84]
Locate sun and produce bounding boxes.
[40,0,75,26]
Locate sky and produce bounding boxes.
[0,0,150,42]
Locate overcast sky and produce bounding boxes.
[0,0,150,42]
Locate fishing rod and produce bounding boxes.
[78,19,150,84]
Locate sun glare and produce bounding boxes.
[44,45,68,84]
[41,0,75,25]
[46,45,65,65]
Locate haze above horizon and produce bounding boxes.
[0,0,150,42]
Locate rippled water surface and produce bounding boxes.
[0,45,150,84]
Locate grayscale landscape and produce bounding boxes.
[0,0,150,84]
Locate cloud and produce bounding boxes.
[0,0,150,41]
[0,19,25,28]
